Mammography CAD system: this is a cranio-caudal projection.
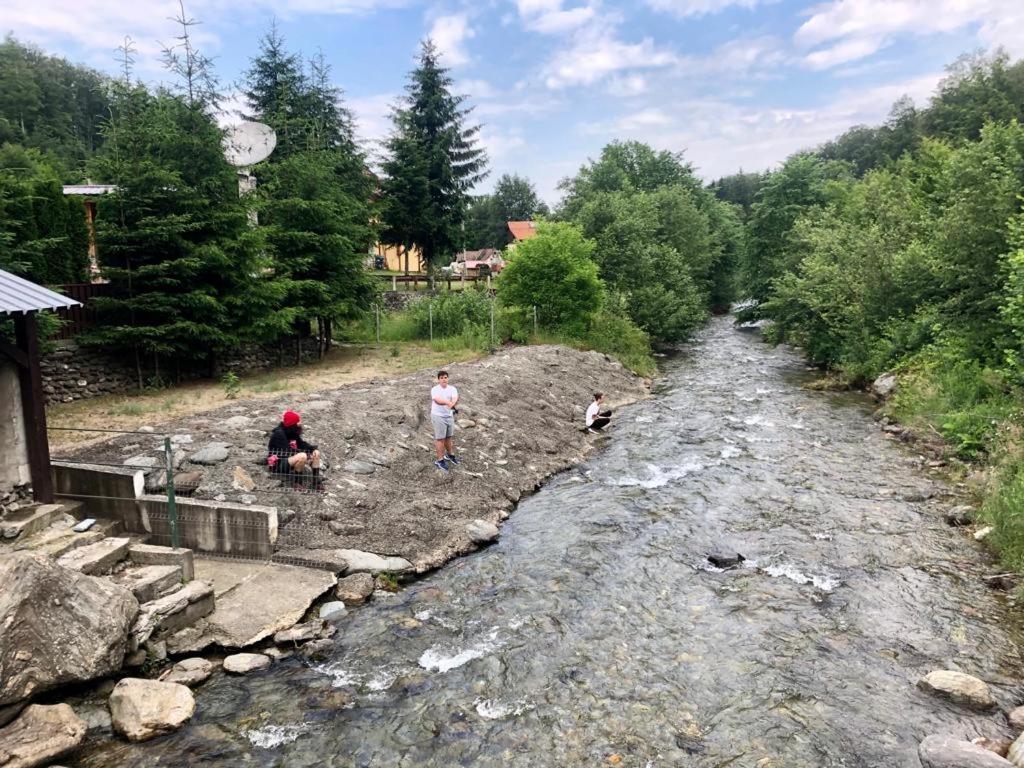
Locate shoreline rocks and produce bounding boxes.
[0,703,86,768]
[222,653,271,675]
[920,735,1013,767]
[918,670,996,710]
[108,678,194,743]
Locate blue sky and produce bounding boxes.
[4,0,1023,202]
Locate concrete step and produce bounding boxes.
[128,544,194,582]
[0,504,66,540]
[130,580,215,650]
[56,536,131,575]
[112,564,184,604]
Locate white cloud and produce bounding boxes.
[643,0,765,18]
[513,0,597,34]
[795,0,1024,70]
[3,0,408,73]
[348,92,396,158]
[576,70,944,181]
[458,78,498,99]
[543,22,678,88]
[427,13,475,67]
[607,74,649,96]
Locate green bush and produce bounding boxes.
[984,460,1024,571]
[497,221,603,333]
[407,288,492,338]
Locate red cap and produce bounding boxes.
[282,410,301,428]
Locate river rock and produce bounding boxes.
[335,573,375,604]
[0,703,86,768]
[223,415,251,429]
[466,519,499,544]
[974,738,1012,758]
[342,460,377,475]
[319,601,348,622]
[273,621,324,645]
[231,466,255,492]
[299,638,333,659]
[975,526,994,541]
[1007,706,1024,730]
[188,443,231,465]
[945,506,974,526]
[338,549,413,575]
[222,653,271,674]
[159,657,213,687]
[872,372,899,399]
[920,735,1014,767]
[0,552,138,706]
[108,678,194,743]
[123,455,159,469]
[918,670,996,710]
[707,550,745,568]
[1008,732,1024,766]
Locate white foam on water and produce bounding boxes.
[719,446,743,459]
[474,697,533,720]
[366,668,401,691]
[414,610,433,621]
[245,723,311,749]
[812,532,832,541]
[419,627,502,673]
[608,459,704,489]
[312,663,359,688]
[763,562,840,592]
[743,414,775,427]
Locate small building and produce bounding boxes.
[63,184,117,282]
[452,248,505,276]
[507,221,539,242]
[0,269,80,503]
[371,242,426,274]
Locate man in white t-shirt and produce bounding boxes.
[585,392,613,433]
[431,370,460,471]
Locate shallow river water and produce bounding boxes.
[76,318,1024,767]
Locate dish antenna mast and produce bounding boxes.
[222,121,277,224]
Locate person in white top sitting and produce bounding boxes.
[430,370,460,471]
[585,392,613,433]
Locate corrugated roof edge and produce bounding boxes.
[0,269,82,315]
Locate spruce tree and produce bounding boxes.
[380,40,487,273]
[244,28,374,356]
[87,33,266,385]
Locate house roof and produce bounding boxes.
[457,248,501,262]
[0,269,81,315]
[62,184,117,196]
[507,221,538,241]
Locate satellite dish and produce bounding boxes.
[223,122,277,167]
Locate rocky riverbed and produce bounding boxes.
[57,344,649,572]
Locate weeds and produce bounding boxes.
[222,371,241,399]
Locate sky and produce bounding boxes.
[4,0,1024,203]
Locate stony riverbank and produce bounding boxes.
[57,344,650,573]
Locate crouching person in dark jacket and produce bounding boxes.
[267,410,323,491]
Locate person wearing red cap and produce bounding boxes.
[267,410,322,491]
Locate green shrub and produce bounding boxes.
[497,221,603,333]
[984,460,1024,571]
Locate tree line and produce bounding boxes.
[720,50,1024,569]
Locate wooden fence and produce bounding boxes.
[378,273,491,291]
[52,283,109,340]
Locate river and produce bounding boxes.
[74,317,1024,767]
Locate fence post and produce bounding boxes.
[490,296,495,350]
[429,301,434,342]
[164,437,180,550]
[375,304,381,346]
[392,275,397,291]
[533,305,538,336]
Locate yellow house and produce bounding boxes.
[372,242,426,273]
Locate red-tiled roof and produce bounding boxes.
[507,221,538,241]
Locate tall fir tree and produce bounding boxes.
[380,40,487,273]
[87,32,266,385]
[244,27,375,356]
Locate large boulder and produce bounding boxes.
[871,372,899,399]
[918,670,996,710]
[108,678,194,743]
[0,553,138,706]
[335,572,375,604]
[920,735,1013,767]
[0,703,86,768]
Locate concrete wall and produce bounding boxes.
[0,360,30,492]
[53,461,278,558]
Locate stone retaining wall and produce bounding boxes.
[41,339,322,406]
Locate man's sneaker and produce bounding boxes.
[444,453,460,465]
[434,459,450,472]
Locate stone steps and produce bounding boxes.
[128,544,195,582]
[0,502,75,540]
[112,564,184,604]
[56,537,132,575]
[130,580,216,650]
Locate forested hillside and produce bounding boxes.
[727,50,1024,568]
